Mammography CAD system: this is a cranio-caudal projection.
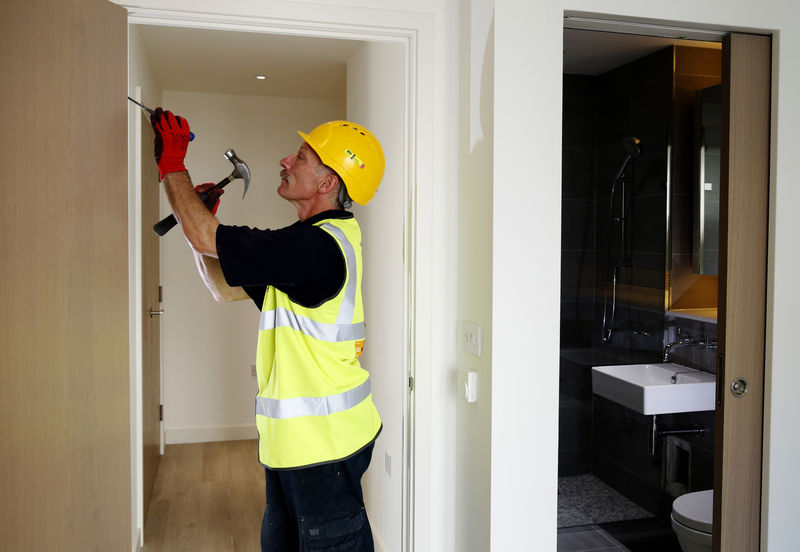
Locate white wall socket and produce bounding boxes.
[463,321,482,357]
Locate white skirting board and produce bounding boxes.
[166,425,258,444]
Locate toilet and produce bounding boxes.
[671,489,713,552]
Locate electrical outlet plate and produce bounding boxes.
[463,321,482,357]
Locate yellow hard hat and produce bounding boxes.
[298,120,385,205]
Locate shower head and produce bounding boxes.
[622,136,641,158]
[612,136,641,186]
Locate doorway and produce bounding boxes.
[559,18,770,552]
[128,15,416,552]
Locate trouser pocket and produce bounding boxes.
[300,507,373,552]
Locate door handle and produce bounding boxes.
[730,377,749,398]
[148,308,164,318]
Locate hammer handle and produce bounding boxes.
[152,175,233,236]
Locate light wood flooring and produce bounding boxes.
[142,440,265,552]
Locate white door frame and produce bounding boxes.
[126,6,431,552]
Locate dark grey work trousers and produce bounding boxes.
[260,443,375,551]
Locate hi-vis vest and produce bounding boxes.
[254,216,382,469]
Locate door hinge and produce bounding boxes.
[159,404,164,422]
[408,376,414,392]
[158,285,163,304]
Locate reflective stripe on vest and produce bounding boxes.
[255,377,371,419]
[319,223,358,325]
[258,307,365,341]
[257,222,363,342]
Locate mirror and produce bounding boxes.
[666,47,721,319]
[694,85,721,276]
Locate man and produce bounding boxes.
[150,108,384,551]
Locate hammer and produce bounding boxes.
[153,148,251,236]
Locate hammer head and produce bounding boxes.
[223,148,251,199]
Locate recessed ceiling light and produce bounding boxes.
[255,74,268,80]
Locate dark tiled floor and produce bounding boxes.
[599,518,682,552]
[557,520,682,552]
[558,474,654,528]
[558,525,628,552]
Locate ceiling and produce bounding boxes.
[135,25,362,100]
[136,25,722,97]
[563,28,721,75]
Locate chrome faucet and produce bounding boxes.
[662,329,716,362]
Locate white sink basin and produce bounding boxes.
[591,363,716,415]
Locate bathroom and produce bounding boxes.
[558,28,722,551]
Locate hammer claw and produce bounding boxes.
[223,148,251,199]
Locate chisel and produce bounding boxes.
[128,96,195,141]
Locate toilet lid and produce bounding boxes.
[672,490,713,534]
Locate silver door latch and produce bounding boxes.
[730,377,748,398]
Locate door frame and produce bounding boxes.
[563,13,771,548]
[129,83,146,548]
[125,6,430,552]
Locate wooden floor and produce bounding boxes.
[142,440,265,552]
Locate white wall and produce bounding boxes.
[494,1,800,551]
[455,2,493,550]
[492,2,561,549]
[346,41,407,552]
[159,90,344,443]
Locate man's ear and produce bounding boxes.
[318,172,340,195]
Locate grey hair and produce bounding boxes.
[337,178,353,209]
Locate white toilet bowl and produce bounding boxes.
[671,489,713,552]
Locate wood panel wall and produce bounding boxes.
[0,1,131,550]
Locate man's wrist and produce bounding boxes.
[159,163,187,180]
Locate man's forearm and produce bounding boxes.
[192,249,249,302]
[162,171,220,257]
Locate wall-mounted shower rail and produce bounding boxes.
[601,136,640,344]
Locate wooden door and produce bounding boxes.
[714,32,771,552]
[0,0,130,550]
[141,90,163,520]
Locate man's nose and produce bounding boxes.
[280,153,295,169]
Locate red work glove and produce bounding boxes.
[195,183,224,215]
[150,108,191,179]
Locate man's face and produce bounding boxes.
[278,142,327,202]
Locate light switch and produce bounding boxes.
[464,371,478,403]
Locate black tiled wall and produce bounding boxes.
[593,46,672,361]
[559,74,599,475]
[561,74,599,350]
[592,397,715,517]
